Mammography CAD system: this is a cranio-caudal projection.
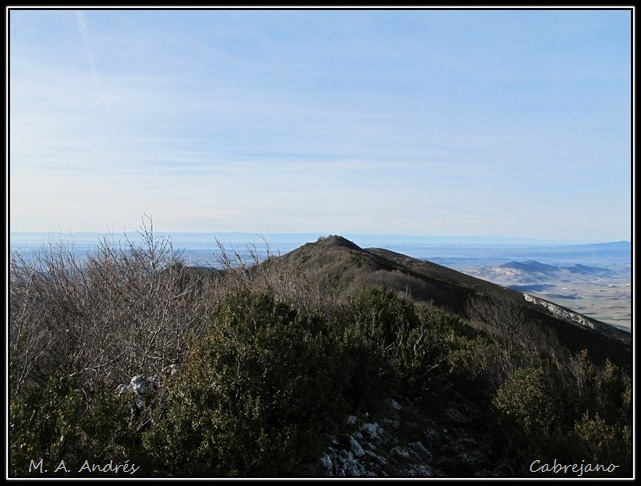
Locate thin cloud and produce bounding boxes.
[75,10,111,114]
[9,9,631,241]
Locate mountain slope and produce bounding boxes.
[278,235,631,371]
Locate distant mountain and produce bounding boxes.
[478,260,621,283]
[566,263,615,277]
[577,241,631,250]
[275,236,630,372]
[500,260,559,274]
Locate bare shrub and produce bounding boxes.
[211,238,339,320]
[9,216,216,394]
[464,291,569,386]
[465,292,528,346]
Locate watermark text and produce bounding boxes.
[530,459,619,477]
[28,458,139,475]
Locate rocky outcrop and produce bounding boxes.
[117,364,181,409]
[524,294,596,330]
[318,394,510,478]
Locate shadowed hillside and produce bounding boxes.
[277,236,631,372]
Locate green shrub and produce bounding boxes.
[558,351,633,475]
[492,366,563,465]
[493,366,560,434]
[445,333,497,382]
[570,411,631,472]
[9,373,141,477]
[492,353,632,476]
[337,317,396,412]
[10,374,82,476]
[350,287,420,350]
[565,351,631,423]
[347,287,447,397]
[142,290,348,477]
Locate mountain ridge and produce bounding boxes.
[276,235,631,372]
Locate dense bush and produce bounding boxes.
[491,353,632,476]
[140,288,461,476]
[141,291,350,477]
[9,371,145,477]
[493,366,562,441]
[347,287,449,397]
[570,411,632,472]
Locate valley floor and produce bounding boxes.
[454,266,631,330]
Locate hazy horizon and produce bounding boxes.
[10,229,631,331]
[8,8,632,242]
[8,229,633,247]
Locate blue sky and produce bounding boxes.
[8,8,632,242]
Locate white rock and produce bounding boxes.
[162,363,181,377]
[130,375,149,395]
[403,464,438,477]
[350,436,365,457]
[409,441,432,462]
[391,446,412,460]
[361,422,383,440]
[320,454,333,472]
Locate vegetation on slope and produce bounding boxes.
[8,227,633,477]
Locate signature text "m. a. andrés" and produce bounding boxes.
[28,458,139,475]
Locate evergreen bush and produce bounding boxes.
[142,290,349,477]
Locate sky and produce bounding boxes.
[7,8,633,243]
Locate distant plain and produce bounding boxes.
[454,262,631,330]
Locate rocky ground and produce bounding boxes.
[317,390,511,478]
